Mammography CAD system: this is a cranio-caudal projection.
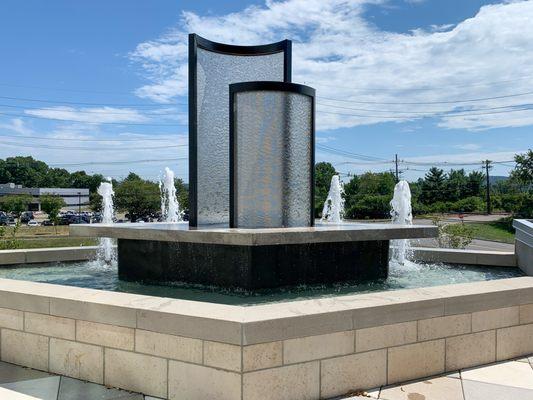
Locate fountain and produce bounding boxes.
[321,175,345,223]
[70,34,438,289]
[390,180,413,265]
[96,180,116,264]
[159,167,182,223]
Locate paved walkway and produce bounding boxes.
[3,357,532,400]
[0,361,161,400]
[413,237,515,252]
[345,357,533,400]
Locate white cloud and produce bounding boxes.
[131,0,533,131]
[0,118,33,135]
[404,150,521,164]
[454,143,481,151]
[316,136,337,144]
[24,107,149,124]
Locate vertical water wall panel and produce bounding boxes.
[230,82,315,228]
[189,34,291,226]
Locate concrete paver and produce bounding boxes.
[461,361,533,389]
[0,376,60,400]
[379,376,463,400]
[341,357,533,400]
[462,379,533,400]
[2,356,533,400]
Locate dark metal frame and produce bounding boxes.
[229,81,316,228]
[188,33,292,227]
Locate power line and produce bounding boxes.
[334,161,393,166]
[0,95,184,108]
[317,101,533,115]
[316,144,388,161]
[319,90,533,105]
[0,140,187,151]
[48,157,188,167]
[305,74,533,92]
[0,103,185,117]
[0,82,136,96]
[0,133,180,142]
[0,111,188,126]
[318,105,533,119]
[401,160,514,166]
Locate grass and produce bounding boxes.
[1,224,97,249]
[7,225,70,237]
[466,221,515,244]
[16,237,98,249]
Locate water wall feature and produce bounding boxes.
[159,167,182,223]
[321,175,345,223]
[390,180,413,264]
[96,180,116,264]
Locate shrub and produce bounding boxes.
[512,193,533,218]
[451,196,485,213]
[441,223,474,249]
[428,201,453,214]
[345,195,391,219]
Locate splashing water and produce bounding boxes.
[321,175,345,223]
[96,180,116,265]
[159,167,182,222]
[390,180,413,265]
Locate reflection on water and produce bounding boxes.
[0,260,523,306]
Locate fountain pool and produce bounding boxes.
[0,259,522,305]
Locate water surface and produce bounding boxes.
[0,260,522,306]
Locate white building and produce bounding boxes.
[0,183,90,211]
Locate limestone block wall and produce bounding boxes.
[1,277,533,399]
[515,219,533,275]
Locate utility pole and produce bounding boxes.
[484,160,491,215]
[395,154,399,183]
[78,192,81,223]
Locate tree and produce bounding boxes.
[0,156,104,195]
[174,178,189,211]
[445,169,468,202]
[114,176,160,222]
[343,172,396,219]
[314,162,337,217]
[40,195,66,232]
[510,149,533,191]
[70,171,104,193]
[420,167,446,204]
[357,172,395,196]
[0,195,33,217]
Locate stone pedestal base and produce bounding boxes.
[117,239,389,289]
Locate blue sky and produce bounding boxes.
[0,0,531,183]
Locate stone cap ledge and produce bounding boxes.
[0,276,532,345]
[70,222,438,245]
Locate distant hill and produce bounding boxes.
[490,175,509,184]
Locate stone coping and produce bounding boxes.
[412,247,517,267]
[515,219,533,247]
[69,221,438,245]
[0,246,97,265]
[1,276,532,345]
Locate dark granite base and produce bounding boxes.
[117,239,389,290]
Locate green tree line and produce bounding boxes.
[2,151,532,220]
[315,149,533,219]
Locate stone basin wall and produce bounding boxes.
[1,277,533,399]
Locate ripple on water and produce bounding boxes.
[0,260,523,306]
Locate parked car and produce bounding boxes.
[0,211,7,226]
[20,211,34,223]
[42,220,54,226]
[27,220,40,227]
[91,213,102,223]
